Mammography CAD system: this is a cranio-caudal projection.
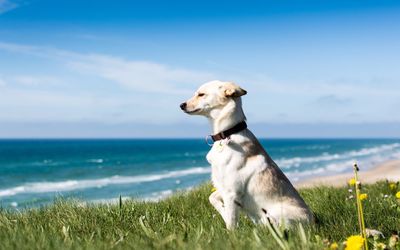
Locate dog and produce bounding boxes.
[180,80,313,230]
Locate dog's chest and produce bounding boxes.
[206,141,232,166]
[206,140,247,186]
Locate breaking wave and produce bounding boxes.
[0,167,210,198]
[276,143,400,169]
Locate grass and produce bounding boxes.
[0,181,399,249]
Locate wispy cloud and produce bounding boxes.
[0,0,18,15]
[0,41,214,94]
[0,41,217,124]
[1,41,398,98]
[67,55,214,94]
[1,41,400,125]
[0,87,148,122]
[0,76,6,86]
[314,94,352,106]
[10,75,62,86]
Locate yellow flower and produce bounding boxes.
[211,187,217,193]
[330,242,339,249]
[389,182,397,191]
[396,191,400,199]
[358,193,368,201]
[348,178,356,186]
[345,235,364,250]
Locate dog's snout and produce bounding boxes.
[180,102,187,110]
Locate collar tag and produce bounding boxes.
[205,135,214,147]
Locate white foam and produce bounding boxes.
[284,143,400,182]
[0,167,211,198]
[143,189,175,201]
[286,159,356,180]
[87,159,104,163]
[287,151,399,182]
[2,142,399,199]
[277,143,400,169]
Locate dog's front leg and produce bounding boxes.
[209,190,239,229]
[223,191,240,230]
[209,190,225,218]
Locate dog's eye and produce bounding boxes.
[198,93,205,97]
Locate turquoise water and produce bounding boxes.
[0,139,399,208]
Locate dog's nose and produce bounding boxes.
[180,102,187,110]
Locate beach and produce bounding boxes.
[296,159,400,188]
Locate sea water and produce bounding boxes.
[0,139,399,208]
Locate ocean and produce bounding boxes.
[1,139,399,208]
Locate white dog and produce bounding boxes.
[180,80,313,229]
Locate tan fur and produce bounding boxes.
[181,80,313,229]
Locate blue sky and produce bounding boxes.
[0,0,400,138]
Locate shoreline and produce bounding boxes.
[295,159,400,188]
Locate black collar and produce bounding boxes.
[210,121,247,142]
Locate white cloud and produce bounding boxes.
[0,41,84,59]
[0,0,18,15]
[0,42,218,124]
[246,73,399,97]
[11,75,62,86]
[67,54,214,94]
[1,41,399,125]
[0,85,188,124]
[0,87,137,122]
[0,76,6,86]
[0,41,215,94]
[313,94,352,106]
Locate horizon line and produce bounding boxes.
[0,137,399,140]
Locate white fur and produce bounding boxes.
[181,80,313,229]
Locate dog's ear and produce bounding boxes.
[224,82,247,97]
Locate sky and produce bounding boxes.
[0,0,400,138]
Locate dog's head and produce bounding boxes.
[180,80,247,117]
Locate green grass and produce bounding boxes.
[0,181,399,249]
